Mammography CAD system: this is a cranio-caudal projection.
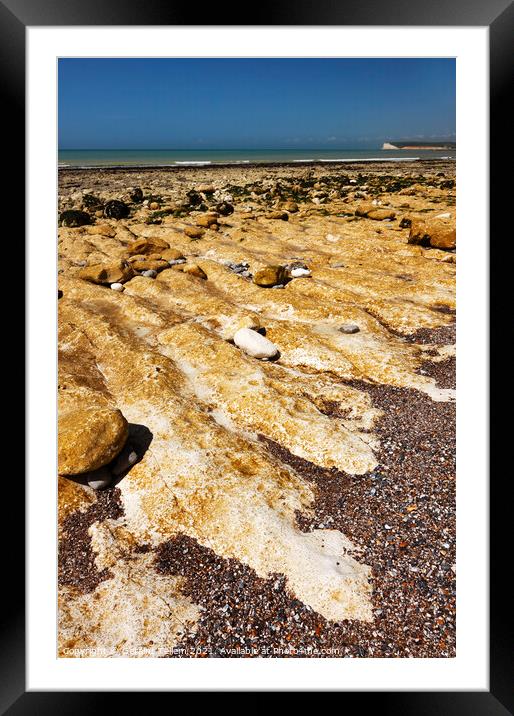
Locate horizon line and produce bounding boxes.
[59,144,456,152]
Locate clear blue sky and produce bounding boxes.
[58,58,455,150]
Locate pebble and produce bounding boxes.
[290,267,312,278]
[180,264,207,280]
[184,226,205,239]
[86,466,112,490]
[110,283,125,292]
[253,265,286,287]
[167,258,186,266]
[233,327,279,360]
[225,261,251,279]
[339,323,360,334]
[141,270,157,278]
[232,264,248,274]
[79,261,134,286]
[111,448,138,477]
[197,184,215,194]
[265,210,289,220]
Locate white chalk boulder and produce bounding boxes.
[233,327,279,360]
[86,466,112,490]
[290,267,311,278]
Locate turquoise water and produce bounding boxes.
[58,148,456,168]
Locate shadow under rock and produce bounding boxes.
[63,423,153,489]
[110,423,153,487]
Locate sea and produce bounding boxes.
[58,148,456,168]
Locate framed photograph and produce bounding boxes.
[6,0,510,706]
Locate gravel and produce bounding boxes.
[407,322,456,345]
[417,356,456,389]
[59,488,123,593]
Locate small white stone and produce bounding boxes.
[88,477,111,490]
[435,212,451,219]
[290,267,311,278]
[111,449,138,477]
[110,282,124,292]
[142,269,157,278]
[233,327,279,360]
[87,467,112,490]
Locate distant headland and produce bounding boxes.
[382,141,456,150]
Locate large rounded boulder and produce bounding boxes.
[58,407,129,475]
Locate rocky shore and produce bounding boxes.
[58,160,455,658]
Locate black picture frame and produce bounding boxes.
[6,0,511,708]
